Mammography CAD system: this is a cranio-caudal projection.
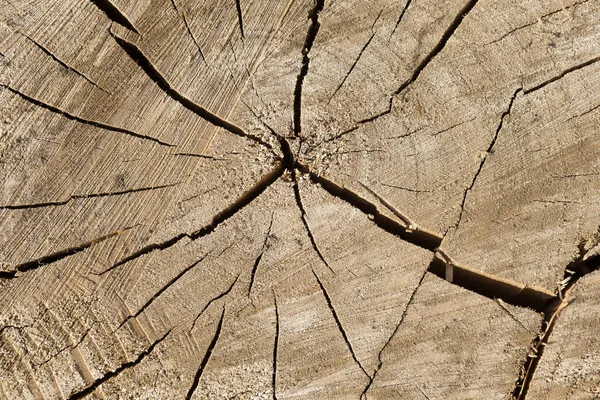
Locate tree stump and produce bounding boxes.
[1,0,599,399]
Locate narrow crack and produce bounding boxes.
[1,228,130,279]
[455,87,521,230]
[109,29,275,152]
[358,181,415,227]
[0,322,35,336]
[96,233,189,276]
[186,307,225,400]
[524,55,600,94]
[302,167,443,251]
[485,0,591,46]
[186,164,283,240]
[533,199,581,205]
[21,32,109,93]
[97,163,284,275]
[361,268,428,399]
[553,171,600,179]
[169,0,207,63]
[430,117,477,137]
[0,84,174,147]
[494,298,537,335]
[235,0,245,38]
[331,149,384,155]
[89,0,140,34]
[114,253,210,332]
[329,11,381,103]
[384,128,421,141]
[390,0,413,39]
[380,182,433,194]
[272,289,280,400]
[418,387,432,400]
[292,170,335,274]
[326,125,358,143]
[248,213,274,298]
[190,273,239,332]
[387,0,479,101]
[333,0,480,140]
[171,152,226,160]
[513,235,600,399]
[312,268,369,378]
[0,183,178,210]
[566,102,600,122]
[34,323,96,368]
[293,0,325,137]
[68,329,170,399]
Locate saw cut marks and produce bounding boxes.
[1,0,599,399]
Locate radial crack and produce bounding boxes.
[272,290,280,400]
[566,102,600,122]
[494,298,537,335]
[390,0,413,39]
[34,324,96,368]
[418,387,432,400]
[293,0,325,137]
[427,252,554,312]
[388,0,480,100]
[248,213,274,297]
[114,253,210,332]
[336,0,480,138]
[429,117,477,137]
[358,181,415,227]
[0,183,178,210]
[513,234,600,399]
[485,0,591,46]
[312,268,369,378]
[186,307,225,399]
[97,233,189,275]
[380,182,433,193]
[1,228,129,279]
[455,87,521,230]
[361,269,427,399]
[235,0,245,38]
[0,84,174,147]
[302,166,443,251]
[97,163,284,275]
[171,152,225,160]
[292,170,335,274]
[68,329,170,399]
[524,55,600,94]
[109,29,275,152]
[21,33,109,93]
[190,273,239,332]
[170,0,206,62]
[89,0,140,34]
[326,125,359,142]
[329,10,382,102]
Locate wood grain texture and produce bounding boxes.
[528,269,600,399]
[1,0,599,399]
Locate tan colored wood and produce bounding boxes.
[528,269,600,399]
[308,0,600,291]
[1,0,599,399]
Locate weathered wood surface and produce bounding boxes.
[528,269,600,399]
[0,0,599,399]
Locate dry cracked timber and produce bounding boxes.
[1,0,600,399]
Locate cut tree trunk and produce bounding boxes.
[1,0,599,399]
